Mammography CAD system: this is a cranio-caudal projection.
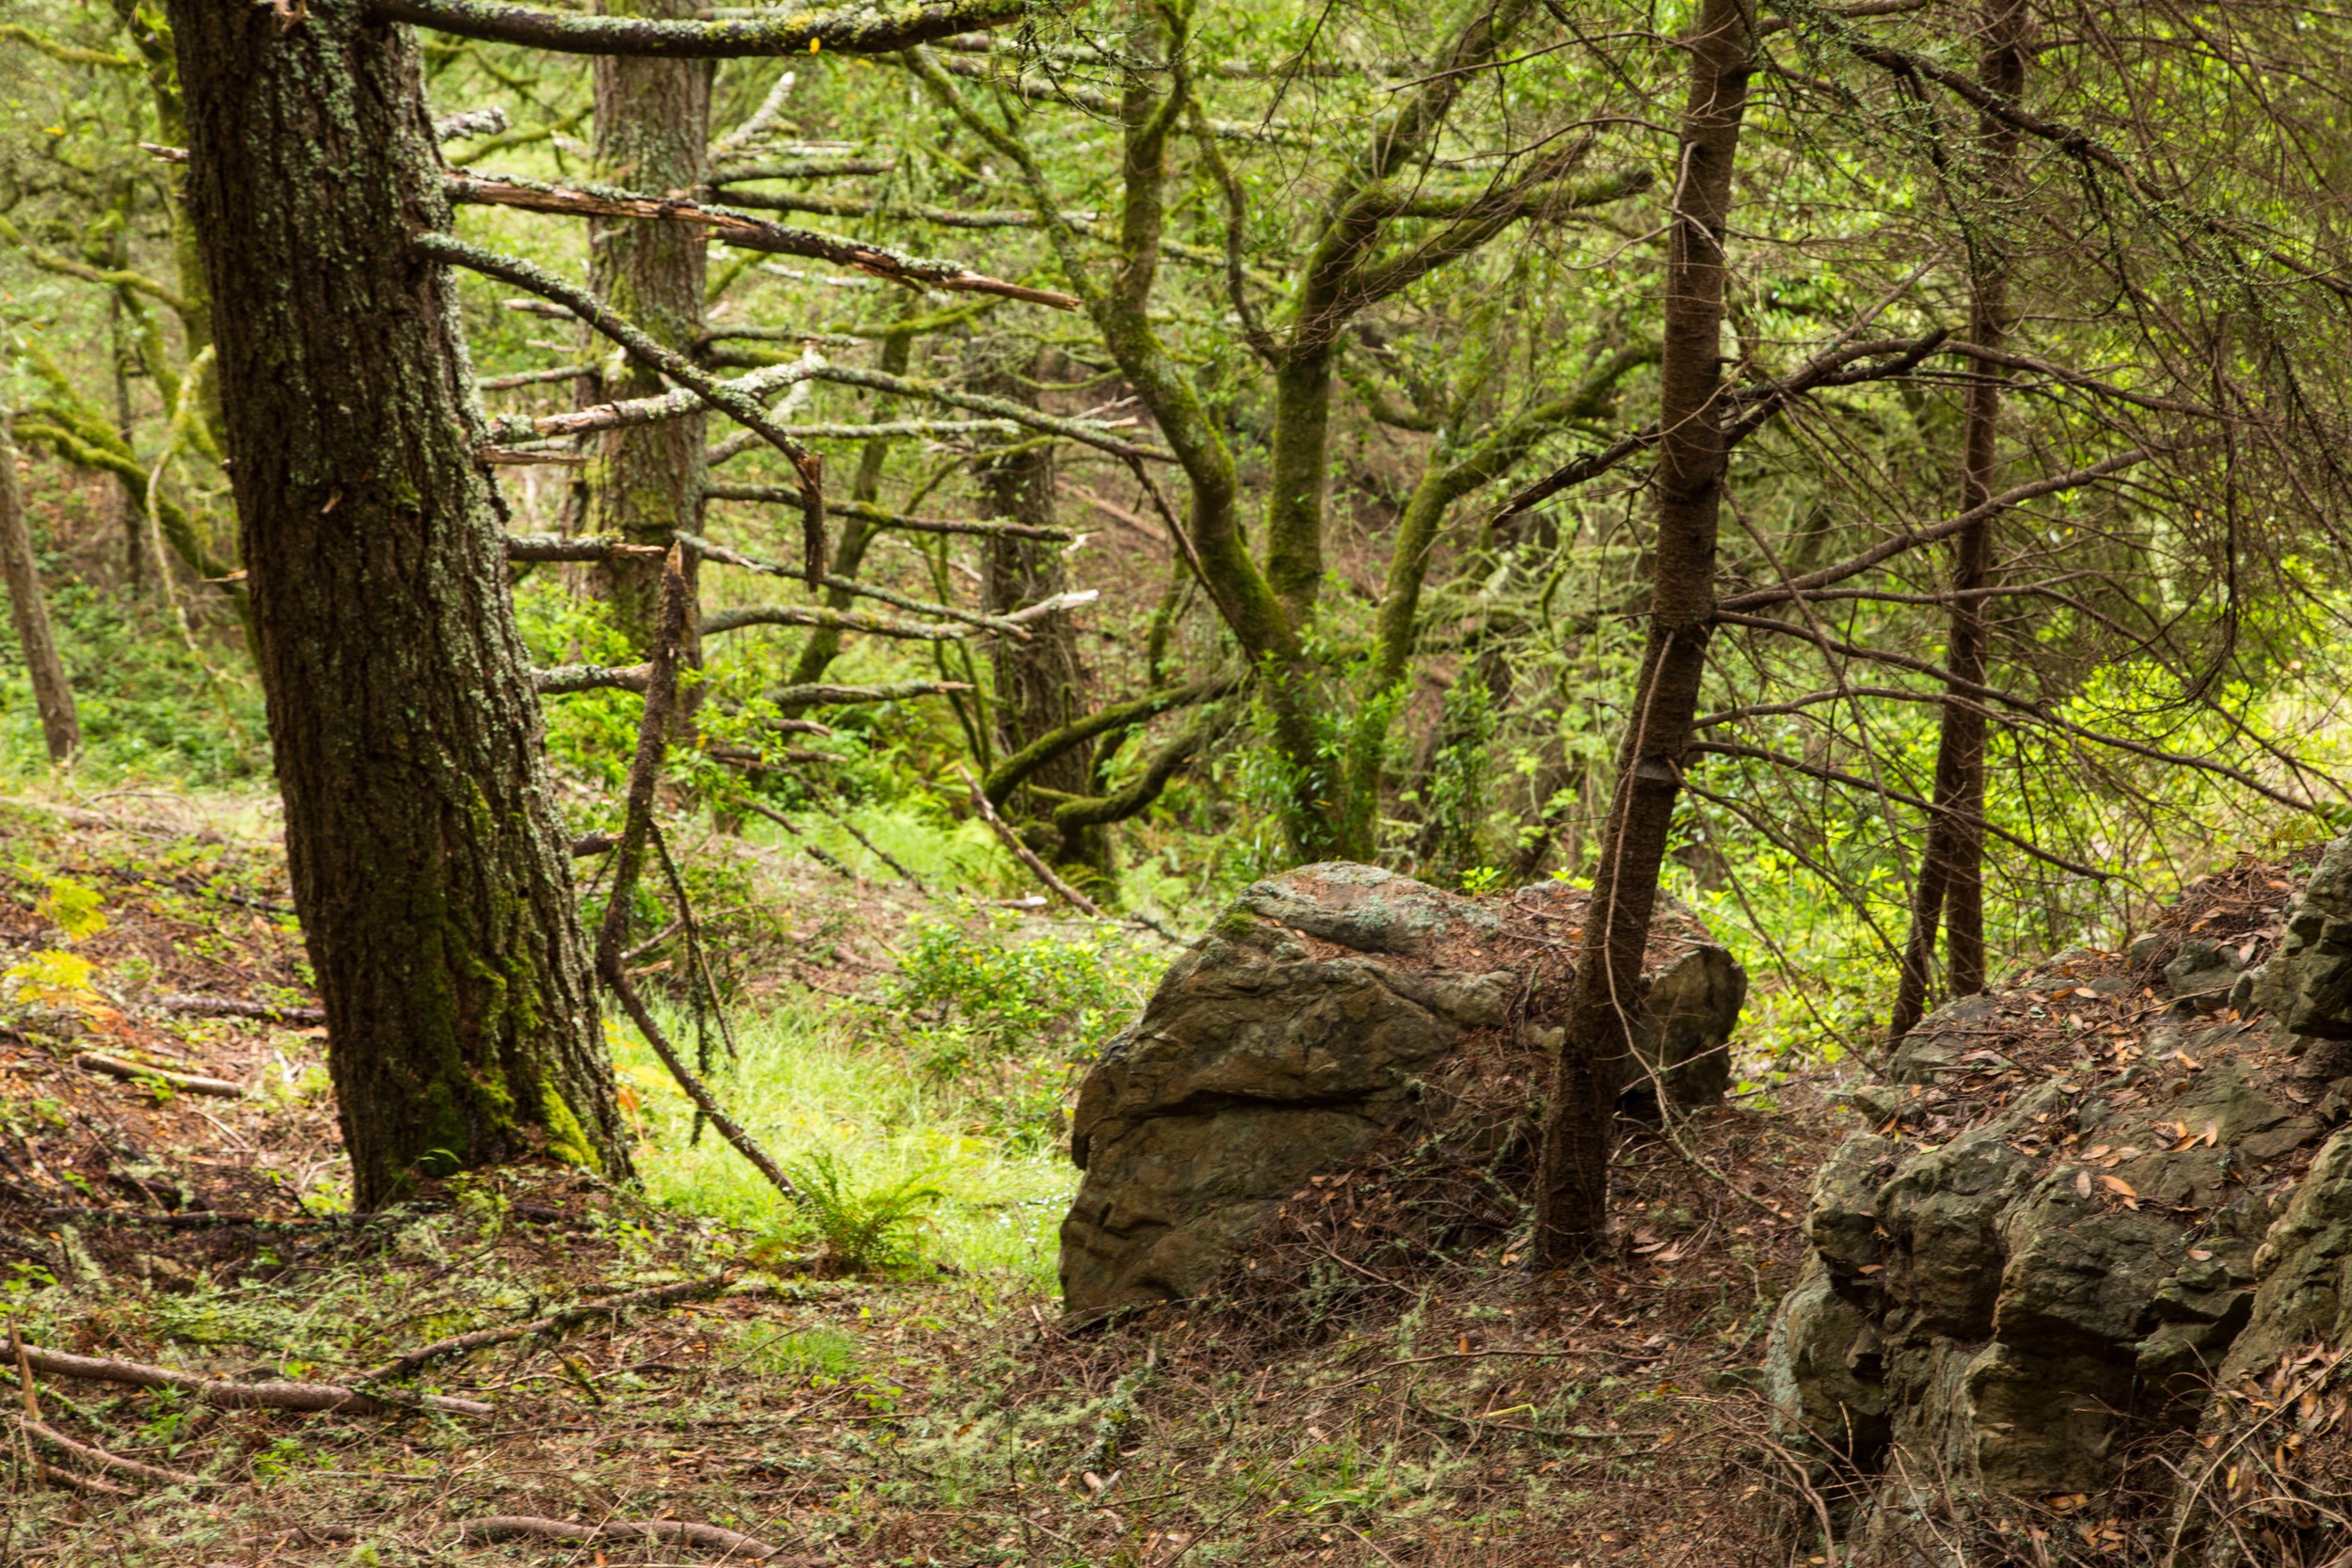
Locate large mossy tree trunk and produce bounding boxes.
[169,0,629,1207]
[1532,0,1751,1262]
[589,0,710,657]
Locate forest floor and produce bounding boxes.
[0,790,2292,1566]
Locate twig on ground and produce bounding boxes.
[457,1514,785,1560]
[13,1417,210,1488]
[359,1276,736,1385]
[155,993,324,1024]
[73,1053,246,1098]
[1,1336,491,1417]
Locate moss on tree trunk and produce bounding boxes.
[589,0,710,656]
[167,0,630,1206]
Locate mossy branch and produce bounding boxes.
[370,0,1030,55]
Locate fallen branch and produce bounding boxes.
[156,993,323,1025]
[955,764,1105,918]
[359,1275,734,1385]
[0,1337,491,1418]
[457,1514,783,1560]
[74,1053,246,1099]
[14,1416,211,1488]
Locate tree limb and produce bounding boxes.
[445,173,1075,306]
[371,0,1028,57]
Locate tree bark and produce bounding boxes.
[971,345,1098,873]
[589,1,710,658]
[168,0,629,1206]
[1533,0,1750,1262]
[0,416,82,764]
[1888,0,2025,1042]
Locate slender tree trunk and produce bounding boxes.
[589,3,711,657]
[1888,0,2025,1041]
[1532,0,1750,1262]
[972,347,1099,873]
[168,0,629,1206]
[105,289,154,597]
[0,416,81,764]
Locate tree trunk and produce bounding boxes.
[971,347,1098,873]
[1888,0,2025,1042]
[0,416,82,765]
[589,0,711,659]
[1532,0,1750,1263]
[168,0,629,1207]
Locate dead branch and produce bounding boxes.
[1687,742,2109,878]
[0,1336,492,1418]
[156,993,323,1024]
[359,1275,734,1384]
[456,1514,783,1560]
[534,663,653,695]
[72,1053,246,1099]
[14,1416,210,1488]
[416,233,829,585]
[446,172,1077,308]
[594,550,798,1206]
[703,484,1072,541]
[373,0,1025,60]
[766,679,973,705]
[955,763,1106,918]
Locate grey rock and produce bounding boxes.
[2166,939,2244,999]
[2128,932,2166,967]
[1888,992,2004,1086]
[1767,1018,2333,1517]
[1059,863,1746,1319]
[2219,1125,2352,1382]
[2252,834,2352,1067]
[1763,1258,1890,1464]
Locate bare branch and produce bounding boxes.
[445,173,1077,307]
[370,0,1030,56]
[418,231,830,585]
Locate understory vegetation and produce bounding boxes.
[8,0,2352,1558]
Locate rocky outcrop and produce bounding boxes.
[1769,852,2352,1527]
[2251,833,2352,1082]
[1059,863,1746,1320]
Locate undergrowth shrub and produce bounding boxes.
[873,908,1157,1148]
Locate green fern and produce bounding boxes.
[777,1153,942,1276]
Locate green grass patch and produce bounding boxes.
[613,993,1079,1291]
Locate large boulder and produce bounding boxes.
[1768,895,2348,1533]
[1058,863,1746,1321]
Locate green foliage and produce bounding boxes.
[773,1151,941,1276]
[872,907,1157,1147]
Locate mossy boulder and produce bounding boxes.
[1059,863,1746,1320]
